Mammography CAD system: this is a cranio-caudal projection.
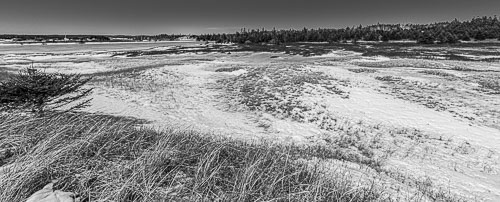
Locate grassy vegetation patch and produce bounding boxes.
[353,59,442,69]
[218,65,349,119]
[0,113,388,202]
[418,70,456,77]
[478,78,500,94]
[92,68,182,92]
[85,63,175,77]
[348,68,378,73]
[375,75,403,82]
[450,66,476,72]
[215,66,244,72]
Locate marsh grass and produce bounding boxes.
[418,70,456,77]
[0,113,392,202]
[219,65,349,118]
[215,67,244,72]
[384,170,468,202]
[92,69,181,92]
[478,78,500,94]
[348,68,378,73]
[375,76,403,82]
[450,66,476,72]
[85,64,177,77]
[353,60,442,69]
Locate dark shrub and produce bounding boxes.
[0,68,93,114]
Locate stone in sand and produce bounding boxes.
[26,182,79,202]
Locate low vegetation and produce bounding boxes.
[218,65,349,119]
[0,68,93,114]
[478,78,500,94]
[450,66,476,72]
[418,70,456,77]
[348,68,378,73]
[353,59,442,69]
[215,66,244,72]
[375,75,403,82]
[0,113,389,202]
[92,68,181,93]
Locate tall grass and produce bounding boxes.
[0,113,387,202]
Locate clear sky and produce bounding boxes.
[1,0,499,35]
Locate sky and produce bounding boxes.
[1,0,499,35]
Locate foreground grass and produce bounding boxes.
[0,113,386,202]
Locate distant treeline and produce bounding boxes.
[0,35,112,42]
[195,16,500,44]
[0,34,187,42]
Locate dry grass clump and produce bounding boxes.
[418,70,456,77]
[215,66,244,72]
[92,69,181,92]
[218,65,349,119]
[375,75,403,82]
[383,170,469,202]
[0,113,389,202]
[376,77,452,111]
[450,66,475,72]
[353,59,442,69]
[478,78,500,94]
[348,68,378,73]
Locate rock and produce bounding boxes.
[26,182,79,202]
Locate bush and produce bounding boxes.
[0,68,93,114]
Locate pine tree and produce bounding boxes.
[474,31,487,40]
[0,67,93,115]
[417,32,436,44]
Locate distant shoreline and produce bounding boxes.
[0,40,198,47]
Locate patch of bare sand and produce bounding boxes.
[88,56,323,143]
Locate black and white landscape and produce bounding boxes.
[1,0,500,201]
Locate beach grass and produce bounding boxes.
[0,112,390,202]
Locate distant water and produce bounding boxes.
[0,41,202,54]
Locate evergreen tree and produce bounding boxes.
[474,31,487,40]
[192,16,500,44]
[417,32,435,44]
[0,68,93,115]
